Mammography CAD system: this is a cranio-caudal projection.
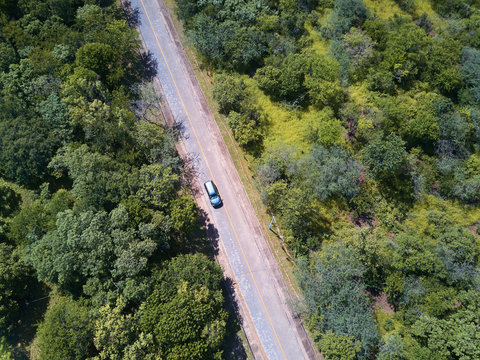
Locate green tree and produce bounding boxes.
[0,114,60,188]
[379,21,429,87]
[92,298,137,360]
[227,110,263,147]
[212,73,247,114]
[26,206,159,304]
[0,337,12,360]
[75,42,117,81]
[299,145,361,201]
[36,296,93,360]
[139,254,227,360]
[296,243,380,358]
[49,145,137,210]
[317,331,361,360]
[362,133,407,178]
[169,195,198,235]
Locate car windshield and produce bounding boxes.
[211,196,220,204]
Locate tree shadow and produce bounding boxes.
[139,50,158,82]
[181,152,201,194]
[202,209,220,257]
[221,277,250,360]
[122,0,140,27]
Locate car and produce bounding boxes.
[204,180,222,207]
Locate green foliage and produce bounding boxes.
[139,254,227,360]
[0,244,35,336]
[299,145,361,201]
[255,51,344,109]
[0,114,60,188]
[378,21,429,87]
[212,73,248,115]
[227,110,263,147]
[409,291,480,359]
[0,184,20,218]
[49,145,136,210]
[297,243,380,358]
[363,133,407,178]
[378,334,407,360]
[169,195,198,235]
[92,297,138,360]
[321,0,369,39]
[424,37,462,94]
[26,206,161,304]
[461,47,480,104]
[0,337,12,360]
[317,331,361,360]
[36,296,93,360]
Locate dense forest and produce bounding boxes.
[174,0,480,358]
[0,1,234,359]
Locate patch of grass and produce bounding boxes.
[404,195,480,233]
[364,0,408,19]
[305,22,329,56]
[375,309,403,336]
[245,78,310,151]
[413,0,436,16]
[348,82,373,108]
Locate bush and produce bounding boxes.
[212,73,247,115]
[36,296,93,360]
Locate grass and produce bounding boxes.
[364,0,408,19]
[245,78,311,152]
[305,22,329,56]
[413,0,436,16]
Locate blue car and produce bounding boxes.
[204,180,222,207]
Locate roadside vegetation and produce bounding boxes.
[0,1,242,359]
[173,0,480,358]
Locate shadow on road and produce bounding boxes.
[122,0,140,27]
[222,277,250,360]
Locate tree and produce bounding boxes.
[49,145,137,210]
[75,42,117,81]
[391,231,442,277]
[169,195,198,235]
[92,298,137,360]
[379,21,429,87]
[212,73,247,115]
[227,110,263,148]
[0,114,60,188]
[317,331,361,360]
[36,296,93,360]
[0,337,12,360]
[362,133,407,178]
[139,254,227,360]
[296,243,380,359]
[26,206,159,304]
[424,38,462,95]
[378,334,408,360]
[299,145,361,201]
[461,47,480,104]
[436,225,479,286]
[321,0,369,39]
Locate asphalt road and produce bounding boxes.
[130,0,317,358]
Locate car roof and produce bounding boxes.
[205,181,216,194]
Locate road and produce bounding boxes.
[129,0,317,358]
